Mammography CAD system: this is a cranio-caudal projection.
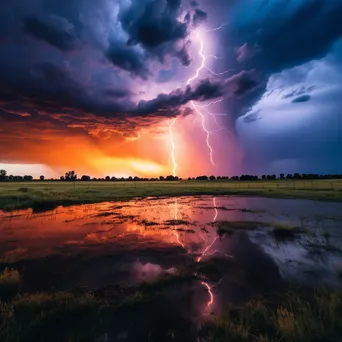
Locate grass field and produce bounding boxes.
[1,268,342,342]
[0,179,342,211]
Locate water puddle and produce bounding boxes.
[1,196,342,339]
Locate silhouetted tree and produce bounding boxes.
[23,175,33,181]
[60,176,65,181]
[209,175,216,180]
[166,175,178,181]
[81,175,91,181]
[293,173,301,179]
[196,176,208,181]
[280,173,285,179]
[65,171,77,181]
[262,175,266,180]
[240,175,259,181]
[40,175,45,181]
[159,176,165,181]
[0,169,7,181]
[105,176,110,181]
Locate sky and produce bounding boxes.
[0,0,341,178]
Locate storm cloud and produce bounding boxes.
[1,0,342,176]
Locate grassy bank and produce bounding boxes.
[1,276,342,341]
[200,288,342,342]
[0,179,342,211]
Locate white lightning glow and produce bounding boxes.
[205,22,229,32]
[168,118,177,177]
[186,31,215,166]
[205,66,235,76]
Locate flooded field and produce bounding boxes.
[1,195,342,341]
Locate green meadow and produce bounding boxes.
[0,179,342,211]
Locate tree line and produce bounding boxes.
[1,169,342,182]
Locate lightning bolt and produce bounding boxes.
[167,22,232,174]
[186,31,215,166]
[172,200,184,248]
[205,22,229,32]
[197,198,218,262]
[169,118,177,177]
[201,281,214,315]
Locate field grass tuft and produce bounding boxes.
[199,288,342,342]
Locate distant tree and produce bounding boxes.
[60,176,65,181]
[280,173,285,179]
[65,171,77,181]
[23,175,33,181]
[286,174,293,179]
[105,176,110,181]
[92,177,97,181]
[133,176,140,181]
[293,173,301,179]
[8,175,14,181]
[40,175,45,181]
[240,175,258,181]
[128,176,133,181]
[166,175,178,181]
[209,175,216,180]
[159,176,165,181]
[0,169,7,181]
[196,176,208,181]
[81,175,91,181]
[13,176,23,181]
[262,175,266,180]
[111,177,117,181]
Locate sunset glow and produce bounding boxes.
[1,0,341,177]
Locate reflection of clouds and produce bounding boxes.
[248,230,342,287]
[132,260,177,283]
[1,196,342,292]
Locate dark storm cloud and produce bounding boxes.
[236,43,257,63]
[23,15,79,51]
[116,0,206,68]
[242,109,261,123]
[0,55,223,120]
[0,0,215,142]
[292,94,311,103]
[227,70,261,96]
[103,88,133,99]
[193,9,208,26]
[105,41,150,79]
[136,78,223,115]
[282,86,315,100]
[207,0,342,127]
[230,0,342,73]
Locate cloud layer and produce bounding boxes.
[1,0,342,175]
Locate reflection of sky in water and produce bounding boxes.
[1,196,342,313]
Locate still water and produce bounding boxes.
[1,195,342,317]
